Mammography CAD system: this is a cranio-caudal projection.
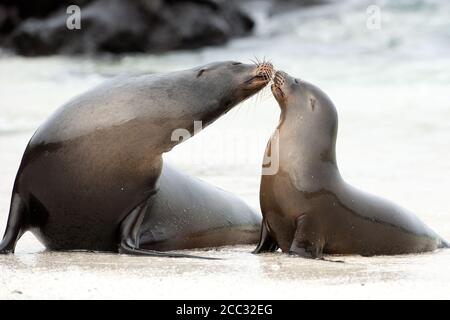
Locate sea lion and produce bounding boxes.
[0,61,273,257]
[254,71,449,258]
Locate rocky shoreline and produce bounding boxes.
[0,0,324,56]
[0,0,255,56]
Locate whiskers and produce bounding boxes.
[231,56,276,119]
[252,56,275,83]
[251,55,276,105]
[253,83,274,106]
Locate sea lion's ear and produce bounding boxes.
[310,98,316,111]
[197,69,207,78]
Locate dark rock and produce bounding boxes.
[0,5,20,37]
[0,0,94,19]
[3,0,254,56]
[148,0,254,51]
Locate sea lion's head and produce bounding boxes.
[193,61,274,118]
[164,60,273,149]
[271,71,338,163]
[272,71,336,121]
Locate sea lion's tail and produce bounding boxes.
[0,192,29,254]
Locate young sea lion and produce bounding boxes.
[255,71,448,258]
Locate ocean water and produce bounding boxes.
[1,0,450,299]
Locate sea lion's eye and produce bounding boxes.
[197,69,207,78]
[232,62,242,66]
[294,79,299,84]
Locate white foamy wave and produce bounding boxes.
[242,0,450,59]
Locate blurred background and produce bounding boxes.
[1,0,450,246]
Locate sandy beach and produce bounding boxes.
[1,87,449,300]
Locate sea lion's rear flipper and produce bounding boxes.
[0,193,28,254]
[253,219,278,254]
[289,215,324,259]
[119,199,219,260]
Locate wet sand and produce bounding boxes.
[1,243,449,299]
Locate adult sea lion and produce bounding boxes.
[0,61,274,257]
[255,71,449,258]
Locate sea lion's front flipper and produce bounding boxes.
[119,198,219,260]
[289,215,324,259]
[253,219,278,254]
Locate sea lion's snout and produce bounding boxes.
[274,71,286,87]
[271,71,287,105]
[256,62,274,82]
[245,62,274,90]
